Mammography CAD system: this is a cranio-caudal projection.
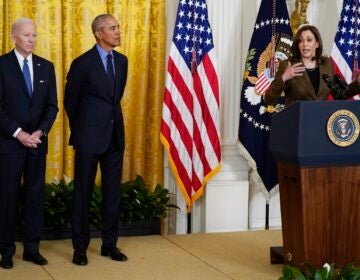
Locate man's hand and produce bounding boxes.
[16,130,42,148]
[30,130,43,141]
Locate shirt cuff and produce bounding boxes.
[13,127,22,138]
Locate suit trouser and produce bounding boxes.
[71,134,123,251]
[0,152,46,257]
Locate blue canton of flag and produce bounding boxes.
[173,0,215,70]
[331,0,360,101]
[238,0,292,195]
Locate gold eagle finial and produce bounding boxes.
[290,0,310,35]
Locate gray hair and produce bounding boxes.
[91,14,114,35]
[11,18,35,36]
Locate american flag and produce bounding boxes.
[330,0,360,100]
[238,0,292,195]
[160,0,221,209]
[255,72,272,94]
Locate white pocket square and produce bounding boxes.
[40,80,45,83]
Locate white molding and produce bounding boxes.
[204,180,249,233]
[269,191,282,228]
[191,144,249,233]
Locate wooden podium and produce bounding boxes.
[269,101,360,267]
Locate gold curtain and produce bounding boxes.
[0,0,165,190]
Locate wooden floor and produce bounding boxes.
[0,230,283,280]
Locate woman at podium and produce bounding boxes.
[264,24,333,106]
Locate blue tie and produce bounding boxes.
[107,54,115,94]
[23,58,32,97]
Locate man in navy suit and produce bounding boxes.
[0,18,58,269]
[64,14,128,266]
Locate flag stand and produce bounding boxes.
[265,201,269,230]
[187,213,191,234]
[270,246,284,264]
[268,199,284,264]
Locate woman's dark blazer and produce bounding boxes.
[264,56,333,106]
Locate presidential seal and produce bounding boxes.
[327,110,360,147]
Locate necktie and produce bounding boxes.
[23,58,32,97]
[107,54,115,94]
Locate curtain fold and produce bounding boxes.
[0,0,165,190]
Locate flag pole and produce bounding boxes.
[265,200,270,230]
[187,213,192,233]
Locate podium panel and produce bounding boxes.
[278,163,360,267]
[270,100,360,166]
[270,101,360,267]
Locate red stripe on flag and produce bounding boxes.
[193,73,221,162]
[192,117,211,178]
[330,57,345,78]
[202,54,220,105]
[198,54,221,163]
[168,58,193,113]
[163,89,193,157]
[160,122,193,197]
[255,73,270,93]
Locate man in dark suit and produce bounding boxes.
[64,14,128,266]
[0,18,58,269]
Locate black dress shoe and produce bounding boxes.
[23,253,48,265]
[101,247,128,261]
[72,250,88,266]
[0,255,13,269]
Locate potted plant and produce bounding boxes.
[16,175,178,240]
[280,262,360,280]
[89,175,179,236]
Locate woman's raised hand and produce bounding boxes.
[281,62,306,82]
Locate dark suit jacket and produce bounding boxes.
[0,50,58,154]
[264,56,334,106]
[64,45,128,154]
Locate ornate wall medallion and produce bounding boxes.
[327,109,360,147]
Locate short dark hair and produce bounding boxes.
[290,25,323,63]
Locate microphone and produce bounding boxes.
[334,74,348,90]
[322,73,333,87]
[333,74,360,99]
[322,73,348,100]
[322,73,360,99]
[347,80,360,98]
